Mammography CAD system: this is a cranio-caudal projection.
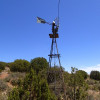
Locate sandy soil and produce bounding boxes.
[0,72,9,79]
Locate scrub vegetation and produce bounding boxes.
[0,57,100,100]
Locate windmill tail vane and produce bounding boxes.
[37,17,46,24]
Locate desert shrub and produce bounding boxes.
[92,85,98,91]
[8,88,20,100]
[47,66,64,83]
[87,95,94,100]
[8,69,57,100]
[0,70,1,73]
[97,84,100,91]
[76,70,88,79]
[10,59,30,72]
[0,80,8,91]
[90,71,100,80]
[4,72,25,84]
[86,80,95,85]
[6,62,13,68]
[0,93,8,100]
[67,67,88,100]
[30,57,49,74]
[38,69,47,80]
[10,78,23,86]
[94,84,100,91]
[10,72,25,78]
[11,79,18,86]
[0,62,6,71]
[96,95,100,100]
[4,77,11,82]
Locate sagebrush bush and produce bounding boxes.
[94,84,100,91]
[11,79,18,86]
[10,72,25,78]
[87,95,94,100]
[0,80,8,91]
[0,93,8,100]
[4,77,10,82]
[86,79,95,85]
[4,72,25,86]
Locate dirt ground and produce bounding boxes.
[0,67,9,79]
[0,67,13,88]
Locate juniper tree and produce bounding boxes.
[67,67,88,100]
[8,68,57,100]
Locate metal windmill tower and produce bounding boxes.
[48,20,66,97]
[37,1,66,99]
[37,17,66,99]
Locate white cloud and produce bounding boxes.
[79,64,100,74]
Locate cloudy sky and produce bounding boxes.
[0,0,100,73]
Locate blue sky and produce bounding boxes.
[0,0,100,73]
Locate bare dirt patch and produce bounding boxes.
[0,67,10,79]
[0,72,9,80]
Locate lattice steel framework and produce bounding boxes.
[47,21,66,100]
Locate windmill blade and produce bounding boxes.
[37,17,46,24]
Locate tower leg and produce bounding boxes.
[48,38,66,100]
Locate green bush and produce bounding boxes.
[10,59,30,72]
[8,88,20,100]
[0,62,6,71]
[30,57,49,74]
[6,62,13,68]
[67,67,88,100]
[90,71,100,80]
[76,70,88,79]
[0,69,2,73]
[8,69,57,100]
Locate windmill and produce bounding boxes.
[37,0,66,99]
